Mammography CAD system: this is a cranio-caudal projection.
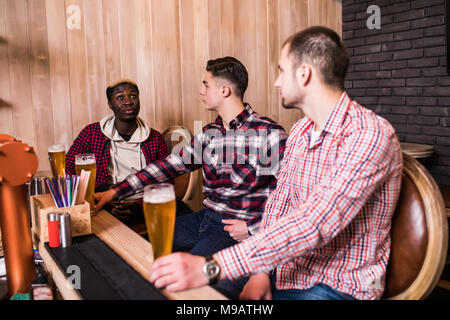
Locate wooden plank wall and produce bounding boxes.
[0,0,341,209]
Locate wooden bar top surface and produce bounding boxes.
[37,202,227,300]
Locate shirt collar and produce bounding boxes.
[321,92,351,136]
[299,92,351,148]
[214,103,254,130]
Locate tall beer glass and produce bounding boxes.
[143,183,176,260]
[75,154,97,216]
[48,144,66,177]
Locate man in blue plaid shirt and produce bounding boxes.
[95,57,287,297]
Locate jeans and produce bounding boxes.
[172,209,247,299]
[272,281,356,300]
[172,209,239,256]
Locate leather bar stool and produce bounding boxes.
[383,153,448,299]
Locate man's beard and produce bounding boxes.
[281,98,300,110]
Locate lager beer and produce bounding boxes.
[75,154,97,216]
[48,144,66,177]
[143,184,176,260]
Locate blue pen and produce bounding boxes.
[52,177,63,208]
[58,177,64,207]
[45,178,58,208]
[49,178,61,208]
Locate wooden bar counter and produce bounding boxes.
[35,204,227,300]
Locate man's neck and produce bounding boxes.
[304,88,343,132]
[217,100,246,130]
[114,118,138,136]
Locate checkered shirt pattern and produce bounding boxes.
[113,104,287,233]
[66,122,168,189]
[217,93,403,300]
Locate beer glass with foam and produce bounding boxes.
[75,153,97,216]
[48,144,66,177]
[143,183,176,260]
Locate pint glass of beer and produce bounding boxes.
[75,153,97,216]
[143,183,176,260]
[48,144,66,177]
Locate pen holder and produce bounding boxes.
[30,194,91,244]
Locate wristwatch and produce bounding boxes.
[202,255,221,285]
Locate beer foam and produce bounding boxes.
[75,157,96,165]
[144,190,175,203]
[48,144,65,153]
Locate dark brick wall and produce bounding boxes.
[343,0,450,185]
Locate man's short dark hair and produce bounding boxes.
[206,57,248,100]
[106,79,139,102]
[284,26,349,90]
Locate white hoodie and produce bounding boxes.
[99,114,150,185]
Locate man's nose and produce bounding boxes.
[274,77,282,89]
[124,96,134,105]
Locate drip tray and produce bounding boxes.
[45,234,167,300]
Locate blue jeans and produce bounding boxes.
[172,209,239,256]
[272,281,356,300]
[172,209,248,299]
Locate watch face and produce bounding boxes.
[206,262,220,277]
[204,259,220,280]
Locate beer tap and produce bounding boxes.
[0,134,37,297]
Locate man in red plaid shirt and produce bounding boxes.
[148,27,403,300]
[66,79,191,222]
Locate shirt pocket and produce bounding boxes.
[230,154,257,187]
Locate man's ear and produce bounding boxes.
[108,100,113,110]
[222,85,232,98]
[295,64,312,87]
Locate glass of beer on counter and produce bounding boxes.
[48,144,66,177]
[75,153,97,216]
[143,183,176,260]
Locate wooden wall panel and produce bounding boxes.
[219,0,236,58]
[134,0,154,125]
[179,0,210,134]
[102,0,121,85]
[45,0,73,149]
[0,0,342,210]
[118,0,137,83]
[65,0,90,139]
[4,0,35,147]
[277,0,309,131]
[207,0,221,59]
[27,0,55,172]
[234,0,258,112]
[150,0,183,132]
[267,0,281,123]
[0,0,13,135]
[254,1,269,118]
[83,0,108,123]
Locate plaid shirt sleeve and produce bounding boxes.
[217,126,402,280]
[66,125,93,176]
[113,132,203,199]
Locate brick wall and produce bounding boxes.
[343,0,450,185]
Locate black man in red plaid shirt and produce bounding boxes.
[66,79,192,224]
